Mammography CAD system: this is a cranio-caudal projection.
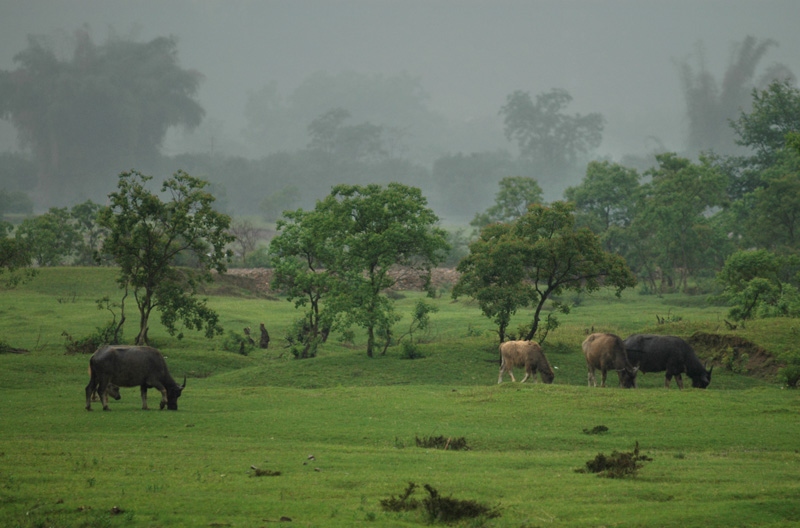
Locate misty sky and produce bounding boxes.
[2,0,799,160]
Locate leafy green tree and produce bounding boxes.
[272,183,449,358]
[500,89,604,182]
[731,80,800,169]
[0,29,204,205]
[746,166,800,251]
[15,207,80,266]
[0,221,34,287]
[321,183,449,357]
[632,153,728,291]
[470,176,543,228]
[454,202,636,343]
[98,170,233,345]
[715,249,800,324]
[788,131,800,154]
[564,161,640,250]
[269,207,340,358]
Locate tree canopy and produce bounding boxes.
[454,201,636,343]
[270,183,449,358]
[98,170,233,345]
[0,221,34,287]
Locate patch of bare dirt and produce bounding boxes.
[688,332,783,379]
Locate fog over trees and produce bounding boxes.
[1,1,799,223]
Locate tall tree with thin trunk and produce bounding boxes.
[99,170,233,345]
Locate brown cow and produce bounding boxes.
[582,332,638,388]
[498,340,555,384]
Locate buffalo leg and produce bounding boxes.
[520,369,531,383]
[587,368,596,387]
[85,380,97,411]
[140,385,149,410]
[600,369,608,388]
[158,387,168,410]
[674,374,684,390]
[97,379,111,410]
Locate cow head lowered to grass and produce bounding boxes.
[85,345,186,411]
[623,334,712,389]
[497,340,555,384]
[582,332,638,388]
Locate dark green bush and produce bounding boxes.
[577,441,652,478]
[380,482,501,524]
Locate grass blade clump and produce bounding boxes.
[415,435,470,450]
[250,465,281,477]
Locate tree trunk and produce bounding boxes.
[366,326,374,358]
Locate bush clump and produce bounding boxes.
[583,425,609,435]
[62,320,123,355]
[222,330,255,356]
[380,482,501,524]
[577,441,652,478]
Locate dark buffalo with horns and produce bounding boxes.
[85,345,186,411]
[623,334,712,389]
[582,333,638,388]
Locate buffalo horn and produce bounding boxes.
[182,375,187,388]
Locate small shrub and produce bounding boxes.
[421,484,501,524]
[576,441,652,478]
[380,482,420,512]
[721,347,749,374]
[778,363,800,388]
[583,425,609,435]
[250,465,281,477]
[380,482,501,524]
[222,330,254,356]
[63,320,123,355]
[400,341,425,360]
[415,435,469,451]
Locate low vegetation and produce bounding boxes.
[380,482,501,524]
[577,441,653,478]
[1,268,799,527]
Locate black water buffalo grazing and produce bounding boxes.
[623,334,712,389]
[582,333,638,388]
[85,345,186,411]
[498,340,555,384]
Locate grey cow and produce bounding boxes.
[85,345,186,411]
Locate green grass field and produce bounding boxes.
[1,268,799,527]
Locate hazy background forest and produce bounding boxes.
[2,0,799,224]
